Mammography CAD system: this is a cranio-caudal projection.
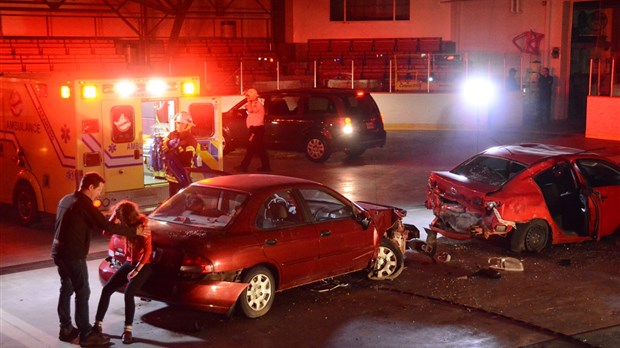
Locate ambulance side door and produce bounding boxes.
[0,138,21,205]
[179,97,223,176]
[101,100,144,191]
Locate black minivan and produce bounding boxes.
[222,88,387,162]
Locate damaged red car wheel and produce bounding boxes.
[238,266,275,319]
[368,238,403,280]
[511,220,549,253]
[523,220,550,253]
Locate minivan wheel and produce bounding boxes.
[305,136,331,163]
[222,131,234,155]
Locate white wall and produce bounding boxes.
[372,92,523,131]
[219,92,523,131]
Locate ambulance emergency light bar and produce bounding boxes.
[66,78,198,99]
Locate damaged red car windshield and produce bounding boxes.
[452,155,527,186]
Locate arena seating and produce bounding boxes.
[0,36,460,93]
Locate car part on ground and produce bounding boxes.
[488,257,524,271]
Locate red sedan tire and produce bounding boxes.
[368,238,404,280]
[237,266,276,318]
[511,220,549,253]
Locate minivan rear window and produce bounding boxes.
[342,95,377,118]
[306,96,336,113]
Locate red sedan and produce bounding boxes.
[99,174,416,318]
[425,144,620,253]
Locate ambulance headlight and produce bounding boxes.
[81,85,97,99]
[115,81,137,97]
[182,81,197,95]
[60,85,71,99]
[147,79,167,97]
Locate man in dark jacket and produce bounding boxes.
[52,172,150,346]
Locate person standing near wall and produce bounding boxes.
[506,68,520,92]
[537,67,554,124]
[234,88,270,172]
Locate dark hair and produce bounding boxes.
[79,172,105,191]
[112,200,145,227]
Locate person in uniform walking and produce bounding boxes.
[234,88,270,172]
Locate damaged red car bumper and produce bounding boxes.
[99,259,248,314]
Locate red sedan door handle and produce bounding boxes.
[265,239,277,246]
[320,230,331,237]
[593,190,608,202]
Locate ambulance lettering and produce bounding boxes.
[5,120,41,133]
[126,142,141,150]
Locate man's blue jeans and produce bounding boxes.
[54,258,93,338]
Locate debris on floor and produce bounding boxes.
[488,257,524,272]
[472,266,502,279]
[407,239,438,263]
[458,266,502,280]
[435,252,451,263]
[311,279,349,292]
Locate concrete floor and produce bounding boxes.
[1,125,620,348]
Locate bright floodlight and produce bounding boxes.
[462,77,496,107]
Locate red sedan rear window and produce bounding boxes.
[151,186,248,229]
[452,155,527,186]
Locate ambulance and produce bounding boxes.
[0,73,224,226]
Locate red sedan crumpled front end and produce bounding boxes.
[357,201,419,255]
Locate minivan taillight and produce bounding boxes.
[180,254,214,274]
[327,117,353,134]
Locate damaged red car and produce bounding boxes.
[425,144,620,253]
[99,174,417,318]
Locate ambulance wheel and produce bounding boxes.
[15,183,39,226]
